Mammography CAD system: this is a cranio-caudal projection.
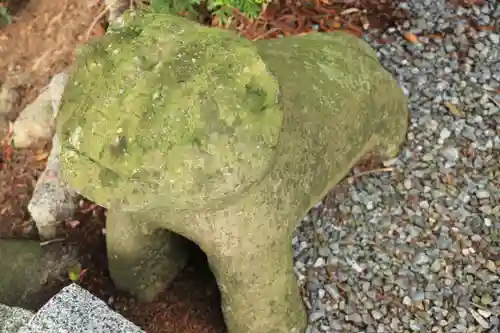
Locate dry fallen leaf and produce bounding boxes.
[80,203,97,214]
[403,31,420,44]
[444,173,453,185]
[79,268,89,281]
[35,151,50,161]
[66,219,81,228]
[444,101,466,117]
[478,25,496,31]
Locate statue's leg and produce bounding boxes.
[202,212,307,333]
[105,208,191,302]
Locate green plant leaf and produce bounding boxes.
[67,262,82,282]
[0,6,12,25]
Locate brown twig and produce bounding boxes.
[40,237,67,247]
[346,167,394,182]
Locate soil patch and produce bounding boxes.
[228,0,408,40]
[0,0,105,118]
[0,147,45,238]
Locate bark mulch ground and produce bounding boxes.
[0,0,409,332]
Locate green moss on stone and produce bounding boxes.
[58,12,283,209]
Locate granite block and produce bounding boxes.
[0,304,34,333]
[18,284,145,333]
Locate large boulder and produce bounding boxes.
[56,11,408,333]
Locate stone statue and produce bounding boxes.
[56,11,408,333]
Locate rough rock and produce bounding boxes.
[56,12,408,333]
[28,134,78,240]
[18,284,145,333]
[104,0,129,24]
[0,82,17,140]
[0,116,10,141]
[0,304,33,333]
[11,72,69,149]
[0,240,79,310]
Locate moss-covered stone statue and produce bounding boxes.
[56,10,408,333]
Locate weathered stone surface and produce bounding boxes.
[11,72,69,149]
[0,82,20,116]
[0,304,33,333]
[104,209,191,301]
[0,240,79,310]
[57,13,282,210]
[57,11,408,333]
[28,134,79,241]
[18,284,145,333]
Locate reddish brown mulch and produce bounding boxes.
[0,147,45,238]
[0,1,410,333]
[0,0,106,235]
[225,0,408,40]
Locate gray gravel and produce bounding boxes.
[293,0,499,332]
